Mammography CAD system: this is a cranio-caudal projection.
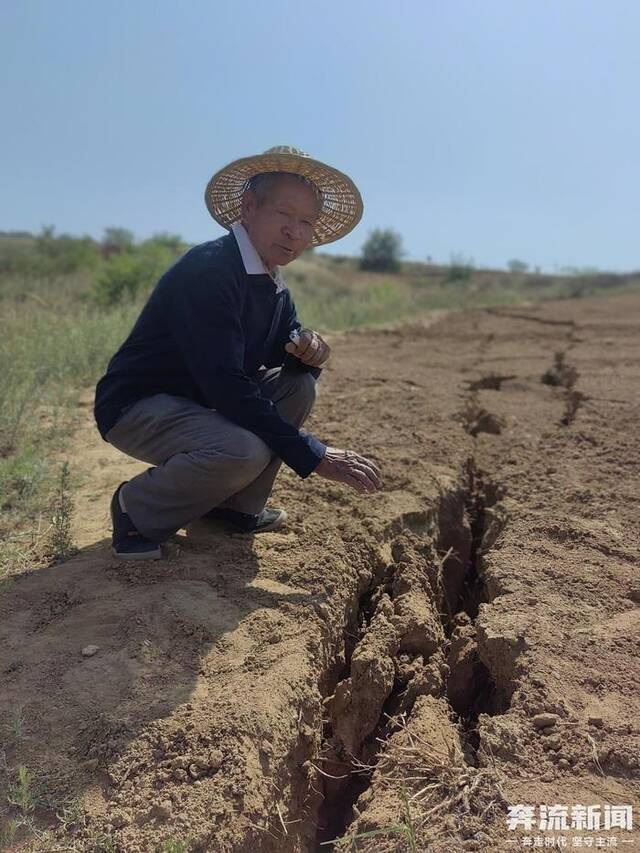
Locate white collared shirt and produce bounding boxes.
[230,222,287,294]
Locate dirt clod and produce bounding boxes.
[149,801,172,821]
[533,712,560,729]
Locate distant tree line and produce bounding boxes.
[0,225,187,305]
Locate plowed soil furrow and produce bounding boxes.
[1,295,639,852]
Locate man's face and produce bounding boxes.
[242,175,319,269]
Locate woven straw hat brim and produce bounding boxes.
[204,151,363,246]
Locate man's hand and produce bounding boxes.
[285,328,330,368]
[314,446,382,494]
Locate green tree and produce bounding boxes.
[447,252,474,282]
[29,226,100,276]
[102,227,135,257]
[144,232,184,253]
[507,258,529,273]
[360,228,403,272]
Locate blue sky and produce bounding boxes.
[2,0,639,271]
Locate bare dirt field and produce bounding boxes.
[1,293,639,852]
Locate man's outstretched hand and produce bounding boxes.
[314,447,382,494]
[285,328,330,368]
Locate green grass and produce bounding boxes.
[0,300,139,580]
[4,705,27,745]
[0,817,20,848]
[159,839,194,853]
[6,765,36,814]
[324,787,418,851]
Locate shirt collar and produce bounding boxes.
[230,222,286,293]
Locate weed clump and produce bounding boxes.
[48,461,78,562]
[7,765,36,814]
[447,253,474,282]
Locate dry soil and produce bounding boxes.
[1,294,639,852]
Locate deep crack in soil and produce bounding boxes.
[541,351,586,427]
[314,457,512,848]
[1,294,639,852]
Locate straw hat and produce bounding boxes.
[204,145,363,246]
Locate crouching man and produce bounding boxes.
[94,145,382,559]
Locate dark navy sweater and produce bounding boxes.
[94,232,327,477]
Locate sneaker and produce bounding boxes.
[110,482,162,560]
[202,506,287,533]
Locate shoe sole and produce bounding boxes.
[253,510,288,533]
[111,546,162,561]
[219,510,287,536]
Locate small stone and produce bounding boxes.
[188,763,200,779]
[474,831,492,842]
[558,758,571,770]
[541,770,555,782]
[173,769,188,782]
[208,749,223,771]
[81,644,100,657]
[588,715,604,728]
[533,713,559,730]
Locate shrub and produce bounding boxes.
[143,232,185,253]
[507,258,529,273]
[101,226,135,257]
[447,252,474,282]
[360,228,403,273]
[93,243,177,305]
[0,227,100,279]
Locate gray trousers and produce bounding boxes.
[105,367,317,543]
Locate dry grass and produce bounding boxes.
[329,711,507,852]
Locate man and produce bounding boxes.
[94,145,382,560]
